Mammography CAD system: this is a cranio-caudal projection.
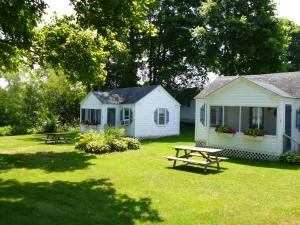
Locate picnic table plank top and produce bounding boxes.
[173,146,223,153]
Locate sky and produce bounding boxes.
[43,0,300,24]
[1,0,300,88]
[275,0,300,25]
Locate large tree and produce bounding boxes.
[70,0,155,36]
[140,0,207,91]
[70,0,156,89]
[70,0,208,91]
[0,0,46,72]
[288,26,300,72]
[280,19,300,72]
[193,0,289,76]
[34,16,109,89]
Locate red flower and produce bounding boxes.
[229,128,237,134]
[257,130,265,136]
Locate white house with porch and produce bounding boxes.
[195,72,300,160]
[80,85,180,139]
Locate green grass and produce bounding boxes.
[0,124,300,225]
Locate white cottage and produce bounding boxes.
[195,72,300,160]
[80,85,180,139]
[181,100,196,124]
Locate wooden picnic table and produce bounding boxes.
[42,133,71,144]
[166,146,227,172]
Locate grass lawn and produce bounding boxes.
[0,124,300,225]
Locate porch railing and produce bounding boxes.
[283,134,300,153]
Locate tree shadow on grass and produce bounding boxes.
[227,158,300,170]
[15,136,77,145]
[0,151,96,172]
[166,165,227,175]
[0,178,163,225]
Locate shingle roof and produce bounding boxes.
[93,85,160,104]
[195,71,300,99]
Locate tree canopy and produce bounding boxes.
[280,19,300,72]
[193,0,289,76]
[139,0,208,90]
[34,16,109,89]
[0,0,46,72]
[1,0,300,134]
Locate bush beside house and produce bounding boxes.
[280,152,300,164]
[75,127,140,154]
[0,126,13,136]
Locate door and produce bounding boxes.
[107,108,116,126]
[285,104,292,150]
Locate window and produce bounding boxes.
[241,107,276,135]
[81,109,101,125]
[120,108,133,126]
[296,108,300,132]
[200,104,206,126]
[159,108,166,125]
[224,106,239,131]
[250,107,263,129]
[154,108,169,125]
[210,106,223,128]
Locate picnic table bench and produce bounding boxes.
[41,133,71,144]
[166,146,228,172]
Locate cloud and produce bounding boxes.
[275,0,300,25]
[43,0,74,21]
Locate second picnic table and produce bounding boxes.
[42,133,70,144]
[167,146,227,172]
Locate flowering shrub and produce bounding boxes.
[110,140,128,152]
[122,137,141,150]
[75,127,140,154]
[244,128,265,137]
[215,125,237,134]
[280,152,300,164]
[0,126,13,136]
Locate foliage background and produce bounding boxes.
[1,0,300,133]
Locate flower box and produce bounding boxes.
[217,132,235,138]
[243,135,264,141]
[214,126,237,136]
[243,128,265,140]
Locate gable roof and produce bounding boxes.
[92,85,160,104]
[195,71,300,99]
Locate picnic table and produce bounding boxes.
[166,146,228,172]
[42,133,71,144]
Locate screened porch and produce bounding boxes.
[209,106,277,136]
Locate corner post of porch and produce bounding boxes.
[222,106,225,126]
[239,106,242,132]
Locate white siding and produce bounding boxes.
[80,93,135,135]
[195,79,284,155]
[134,86,180,138]
[181,100,195,123]
[80,86,180,138]
[208,78,279,106]
[80,93,103,132]
[81,93,102,109]
[206,131,281,155]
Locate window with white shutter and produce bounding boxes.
[154,108,169,125]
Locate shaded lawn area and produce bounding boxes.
[0,124,300,225]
